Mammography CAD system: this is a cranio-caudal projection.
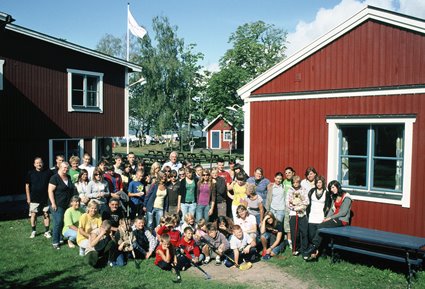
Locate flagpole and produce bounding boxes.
[125,2,130,154]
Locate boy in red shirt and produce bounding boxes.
[155,233,181,281]
[156,215,181,247]
[176,227,204,270]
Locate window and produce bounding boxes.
[49,139,83,168]
[223,130,232,141]
[0,59,4,91]
[67,69,103,112]
[327,116,415,208]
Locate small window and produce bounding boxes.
[67,69,103,112]
[223,130,232,142]
[0,59,4,91]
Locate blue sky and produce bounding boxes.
[2,0,424,70]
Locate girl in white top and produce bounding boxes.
[300,167,318,193]
[234,204,257,240]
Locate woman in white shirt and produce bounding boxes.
[234,204,257,240]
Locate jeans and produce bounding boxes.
[261,232,285,255]
[195,205,210,222]
[50,206,65,245]
[147,208,164,230]
[63,228,77,242]
[270,208,285,223]
[181,203,196,219]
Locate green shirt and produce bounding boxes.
[62,207,84,235]
[69,168,80,184]
[185,181,196,203]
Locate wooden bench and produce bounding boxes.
[319,226,425,288]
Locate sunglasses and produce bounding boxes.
[94,174,100,176]
[203,174,210,176]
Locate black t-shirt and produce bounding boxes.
[49,174,75,208]
[25,169,52,203]
[167,181,180,206]
[265,221,284,244]
[102,207,125,228]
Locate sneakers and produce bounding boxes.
[203,256,211,264]
[59,239,64,244]
[68,240,76,248]
[215,256,222,265]
[261,249,267,257]
[287,239,293,250]
[292,251,300,256]
[30,231,36,238]
[44,231,52,239]
[262,254,271,261]
[53,244,60,250]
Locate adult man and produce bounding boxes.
[127,152,138,175]
[102,198,125,233]
[79,153,95,180]
[162,151,182,172]
[50,154,64,175]
[25,157,53,238]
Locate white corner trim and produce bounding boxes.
[243,102,250,174]
[326,116,416,208]
[0,59,4,91]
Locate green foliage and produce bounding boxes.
[203,21,287,124]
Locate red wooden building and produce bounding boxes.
[237,6,425,237]
[0,13,141,200]
[203,114,237,150]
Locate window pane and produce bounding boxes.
[67,140,80,160]
[373,159,400,190]
[86,91,97,107]
[72,74,84,90]
[86,76,98,107]
[72,90,84,106]
[343,157,367,187]
[52,140,65,163]
[341,126,368,156]
[374,124,404,157]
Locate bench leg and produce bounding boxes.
[406,251,412,289]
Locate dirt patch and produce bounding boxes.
[187,259,320,289]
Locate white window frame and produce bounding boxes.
[49,138,84,168]
[0,59,4,91]
[210,130,221,149]
[67,68,104,113]
[223,130,232,142]
[327,116,415,208]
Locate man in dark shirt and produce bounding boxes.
[102,198,125,233]
[25,157,53,238]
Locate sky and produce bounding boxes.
[1,0,425,71]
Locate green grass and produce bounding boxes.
[1,218,424,289]
[0,219,246,289]
[270,248,425,289]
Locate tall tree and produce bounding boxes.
[203,21,287,127]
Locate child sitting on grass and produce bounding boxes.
[201,223,230,265]
[225,224,257,268]
[155,233,181,282]
[176,227,204,270]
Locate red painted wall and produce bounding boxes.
[249,94,425,237]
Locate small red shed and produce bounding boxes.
[237,6,425,237]
[202,115,237,150]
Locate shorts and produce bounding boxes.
[29,203,49,216]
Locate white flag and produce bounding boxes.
[128,10,147,39]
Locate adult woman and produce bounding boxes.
[260,211,284,260]
[234,205,257,239]
[265,172,286,223]
[77,200,102,256]
[75,169,89,208]
[178,167,197,217]
[144,171,168,230]
[228,172,248,221]
[306,176,331,248]
[86,168,110,213]
[48,162,76,249]
[195,169,216,222]
[305,180,352,259]
[62,195,84,248]
[150,162,161,182]
[246,167,270,206]
[301,167,318,193]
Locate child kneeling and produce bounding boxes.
[176,226,204,270]
[225,225,257,267]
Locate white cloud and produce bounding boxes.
[286,0,424,57]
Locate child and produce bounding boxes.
[201,223,230,265]
[132,216,157,259]
[127,170,145,219]
[286,175,309,257]
[194,218,207,244]
[157,215,181,247]
[86,220,117,268]
[155,233,181,281]
[228,173,248,221]
[242,183,264,225]
[180,212,197,234]
[176,227,204,269]
[216,215,234,239]
[225,225,256,267]
[114,218,135,266]
[155,215,168,240]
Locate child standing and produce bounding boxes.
[225,224,257,267]
[286,175,309,257]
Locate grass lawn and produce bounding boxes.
[1,218,424,289]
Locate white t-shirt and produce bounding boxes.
[230,233,252,250]
[234,214,257,233]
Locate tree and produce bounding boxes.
[203,21,287,126]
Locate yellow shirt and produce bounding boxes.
[76,213,102,245]
[232,183,247,206]
[153,188,167,209]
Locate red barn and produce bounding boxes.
[237,6,425,237]
[0,13,141,201]
[203,115,237,150]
